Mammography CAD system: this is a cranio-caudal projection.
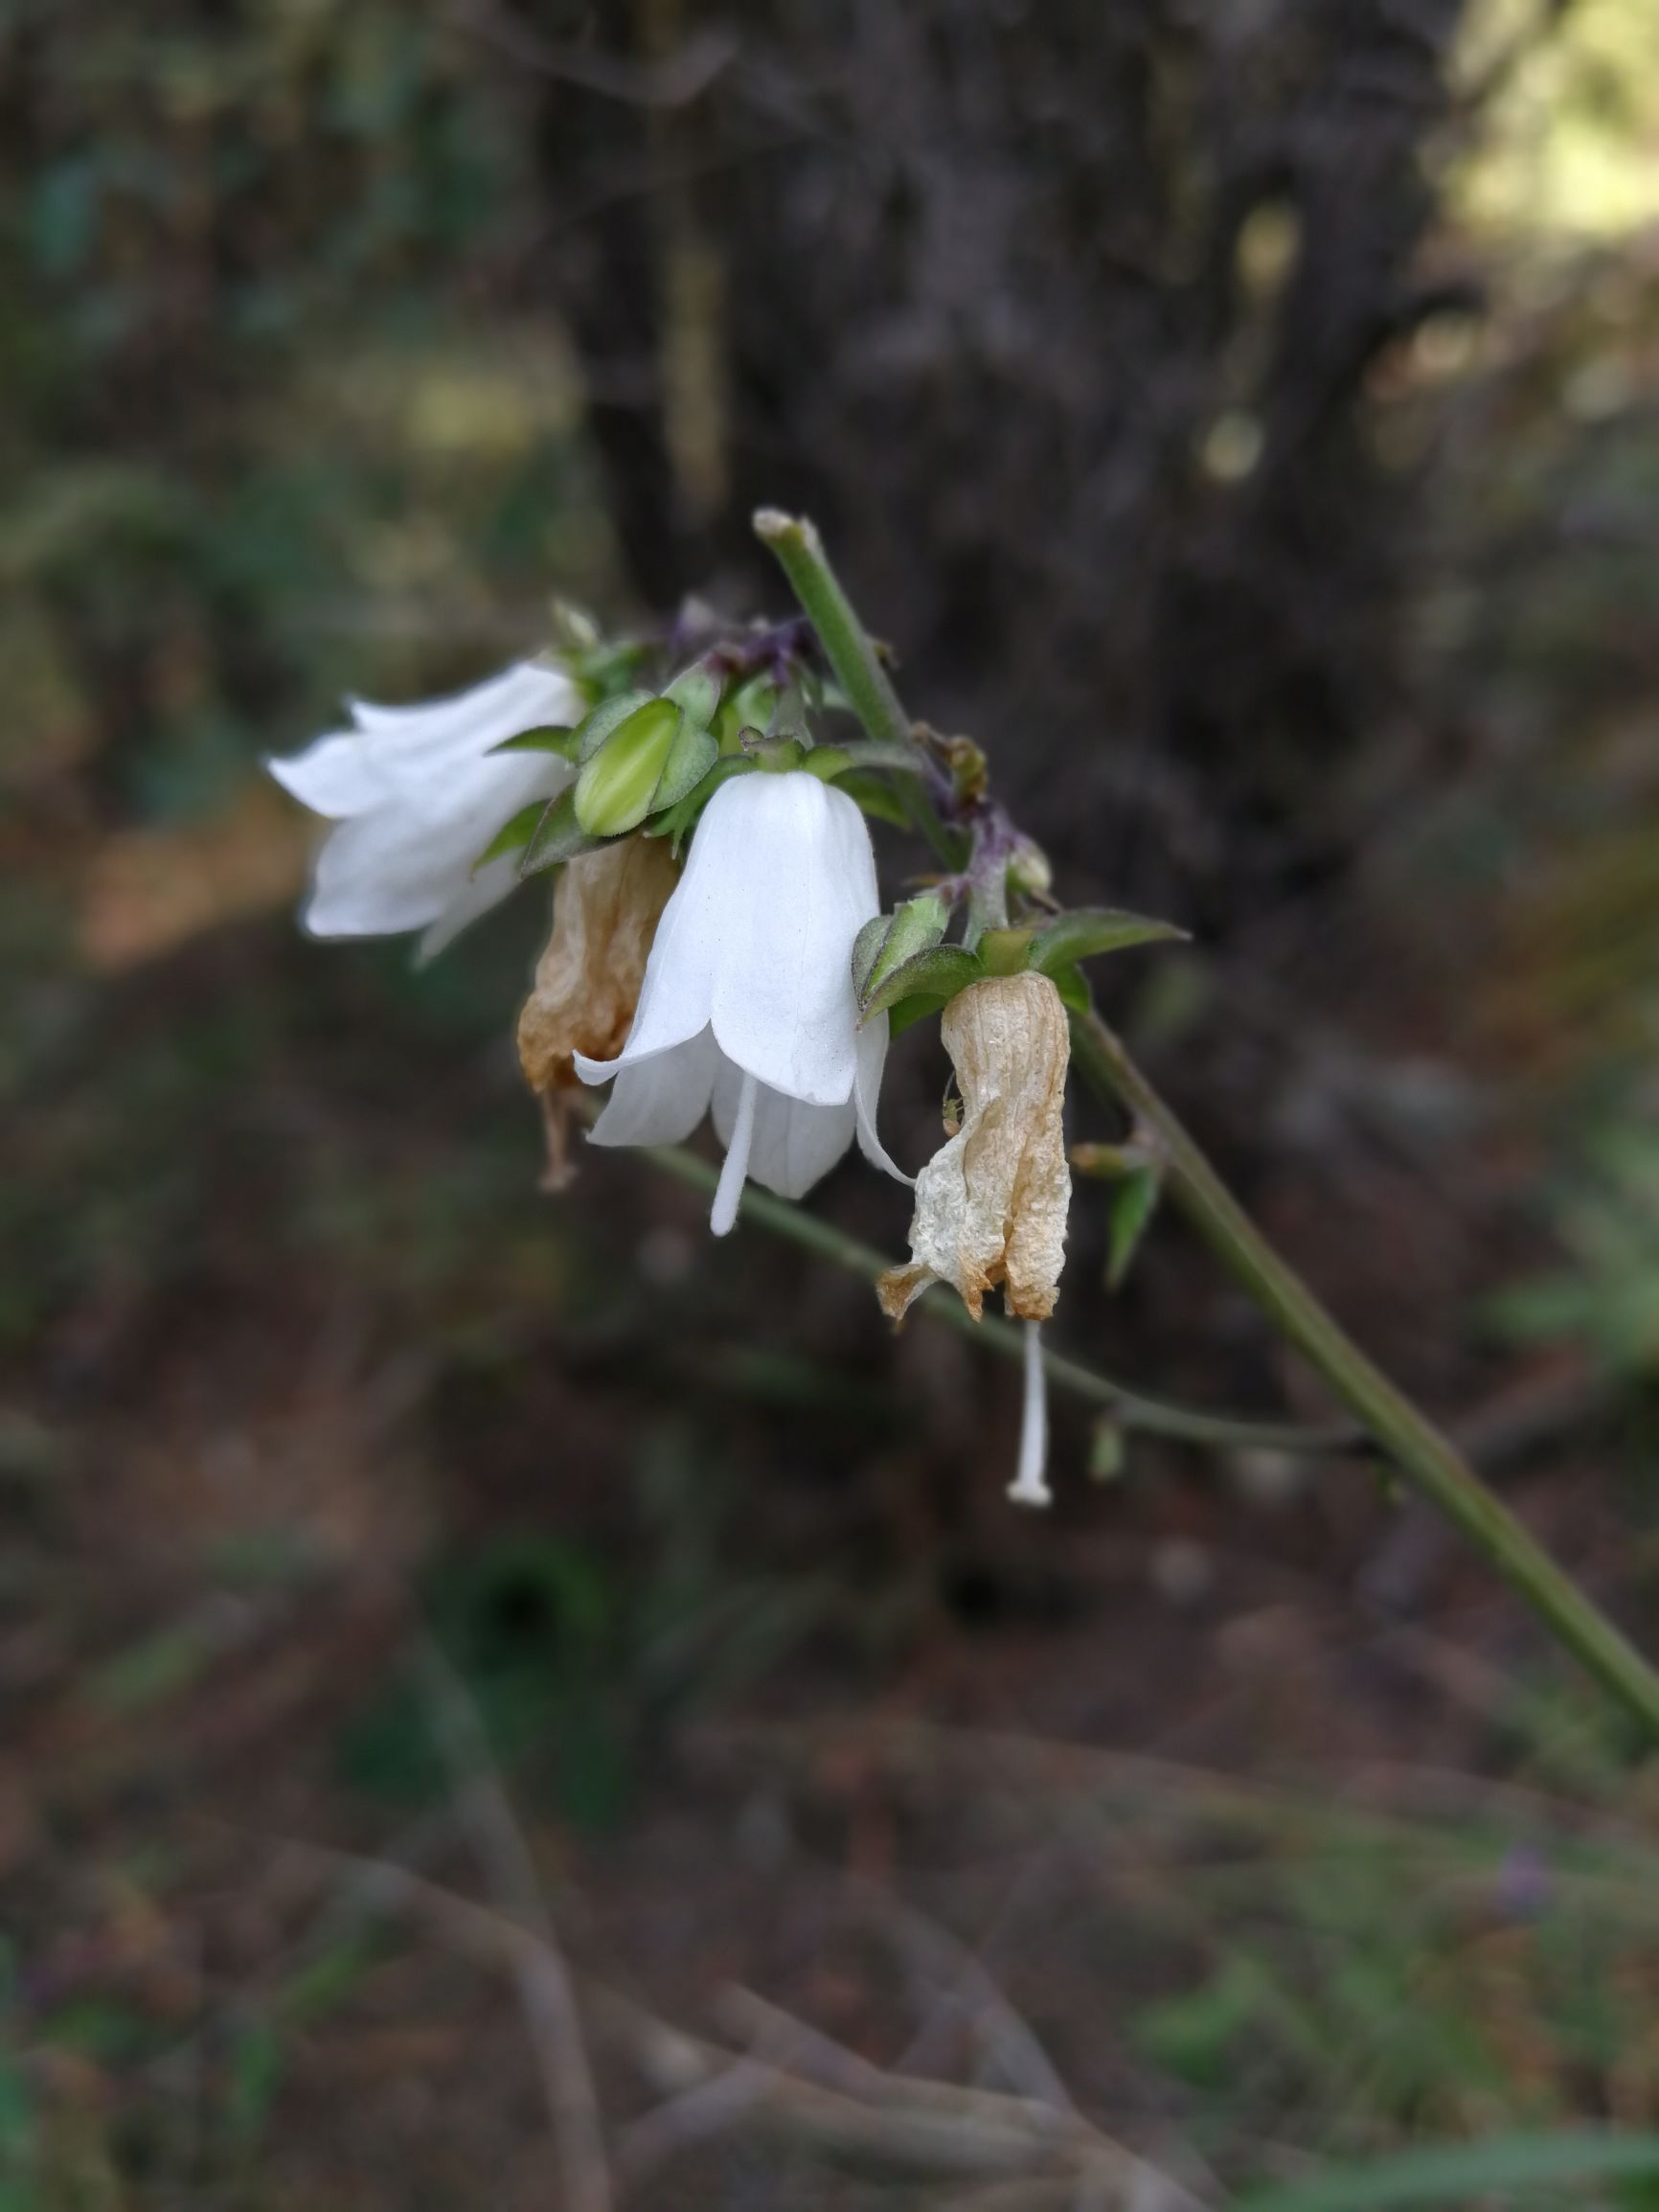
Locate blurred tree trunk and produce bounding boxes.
[528,0,1469,924]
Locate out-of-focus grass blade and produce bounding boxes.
[1240,2130,1659,2211]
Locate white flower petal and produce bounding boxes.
[586,1028,720,1147]
[571,823,723,1079]
[301,748,569,939]
[852,1014,910,1183]
[266,729,390,820]
[712,1060,856,1201]
[351,663,582,798]
[704,774,875,1106]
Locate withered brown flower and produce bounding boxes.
[516,834,679,1187]
[878,970,1071,1326]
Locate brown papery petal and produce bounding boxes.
[516,835,678,1185]
[878,970,1071,1324]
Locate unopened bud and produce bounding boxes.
[573,700,681,835]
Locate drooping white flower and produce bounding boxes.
[268,659,583,959]
[576,769,904,1231]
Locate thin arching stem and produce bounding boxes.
[627,1129,1360,1454]
[756,505,1659,1741]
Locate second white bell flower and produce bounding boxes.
[268,658,583,959]
[576,769,904,1230]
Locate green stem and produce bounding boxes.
[1070,1010,1659,1738]
[757,505,1659,1739]
[754,510,913,750]
[636,1134,1355,1455]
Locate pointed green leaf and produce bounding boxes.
[475,801,548,868]
[487,724,582,760]
[860,944,985,1023]
[575,687,657,764]
[519,787,612,876]
[1030,907,1188,972]
[649,714,718,813]
[1107,1165,1163,1289]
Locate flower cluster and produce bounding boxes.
[270,604,1181,1505]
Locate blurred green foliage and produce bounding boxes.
[0,1,617,827]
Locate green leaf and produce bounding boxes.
[520,787,611,876]
[1238,2131,1659,2212]
[475,800,548,867]
[1107,1165,1163,1289]
[649,714,718,813]
[575,686,657,764]
[860,944,985,1023]
[487,724,581,760]
[1030,906,1188,973]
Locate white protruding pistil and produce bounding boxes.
[1010,1319,1053,1508]
[711,1069,760,1236]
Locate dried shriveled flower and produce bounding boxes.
[878,971,1071,1326]
[878,970,1072,1507]
[269,659,581,958]
[516,835,680,1187]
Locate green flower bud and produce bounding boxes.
[573,699,680,835]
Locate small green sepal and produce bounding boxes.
[852,892,951,1005]
[886,991,953,1039]
[650,714,719,813]
[663,662,722,728]
[644,754,755,853]
[519,787,613,876]
[475,800,548,868]
[1047,959,1092,1014]
[858,943,985,1024]
[977,925,1039,976]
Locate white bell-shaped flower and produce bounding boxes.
[268,659,582,959]
[576,769,904,1231]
